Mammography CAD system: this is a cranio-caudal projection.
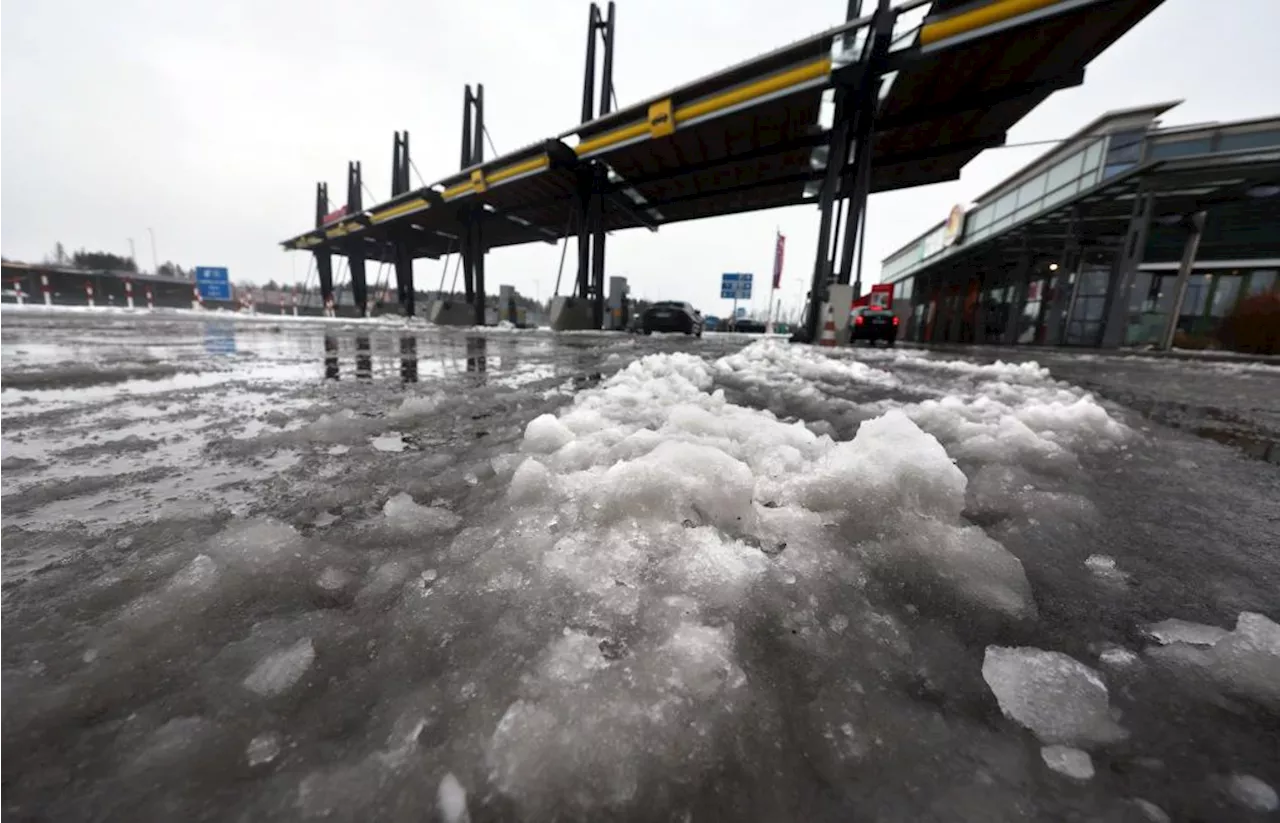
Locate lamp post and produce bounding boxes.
[147,227,159,274]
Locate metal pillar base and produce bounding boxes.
[428,299,477,326]
[550,296,596,330]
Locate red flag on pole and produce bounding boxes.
[772,232,786,289]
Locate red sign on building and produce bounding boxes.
[322,205,349,225]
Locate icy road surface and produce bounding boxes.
[3,312,1279,823]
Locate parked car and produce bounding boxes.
[729,318,767,334]
[849,306,899,346]
[643,301,703,337]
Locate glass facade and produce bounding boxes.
[881,110,1280,349]
[1123,267,1279,345]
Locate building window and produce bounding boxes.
[1147,137,1214,160]
[1046,151,1084,193]
[1246,269,1277,296]
[1102,128,1145,179]
[1218,129,1280,152]
[1017,279,1045,344]
[1208,272,1242,317]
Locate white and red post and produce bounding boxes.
[13,279,25,306]
[146,286,155,310]
[85,281,96,308]
[291,286,299,316]
[192,283,203,310]
[278,291,286,315]
[125,279,135,310]
[41,273,52,307]
[767,229,785,335]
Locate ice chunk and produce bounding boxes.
[1129,799,1170,823]
[982,646,1126,746]
[508,458,554,505]
[371,433,406,453]
[383,492,462,532]
[907,523,1036,619]
[1150,612,1280,710]
[246,732,282,766]
[1209,612,1280,708]
[317,567,351,591]
[523,413,575,454]
[437,773,471,823]
[593,441,755,531]
[1227,774,1278,812]
[394,392,444,417]
[1040,745,1094,780]
[129,716,211,771]
[790,409,966,519]
[1143,617,1229,647]
[243,638,315,696]
[1098,646,1140,669]
[205,519,304,573]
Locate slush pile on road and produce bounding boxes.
[3,324,1278,823]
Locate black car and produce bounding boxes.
[849,306,899,346]
[642,301,703,336]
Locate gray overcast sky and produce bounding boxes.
[3,0,1278,318]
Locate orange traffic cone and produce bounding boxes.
[818,305,837,347]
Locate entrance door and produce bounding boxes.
[1064,264,1111,345]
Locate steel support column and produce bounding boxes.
[314,182,335,309]
[391,131,415,316]
[590,166,607,328]
[836,0,894,297]
[1042,208,1080,346]
[1159,211,1207,351]
[1003,245,1032,346]
[346,161,369,316]
[574,2,617,329]
[1100,190,1153,348]
[459,84,487,324]
[805,115,852,343]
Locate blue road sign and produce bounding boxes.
[194,266,232,302]
[720,272,753,300]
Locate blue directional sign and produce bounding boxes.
[194,266,232,302]
[720,272,753,300]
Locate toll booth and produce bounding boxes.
[606,276,629,330]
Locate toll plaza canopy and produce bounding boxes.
[283,0,1163,263]
[282,0,1165,334]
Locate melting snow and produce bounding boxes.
[382,492,462,532]
[243,638,315,696]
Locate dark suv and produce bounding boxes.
[642,301,704,337]
[849,306,899,346]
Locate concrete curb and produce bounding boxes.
[898,341,1280,367]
